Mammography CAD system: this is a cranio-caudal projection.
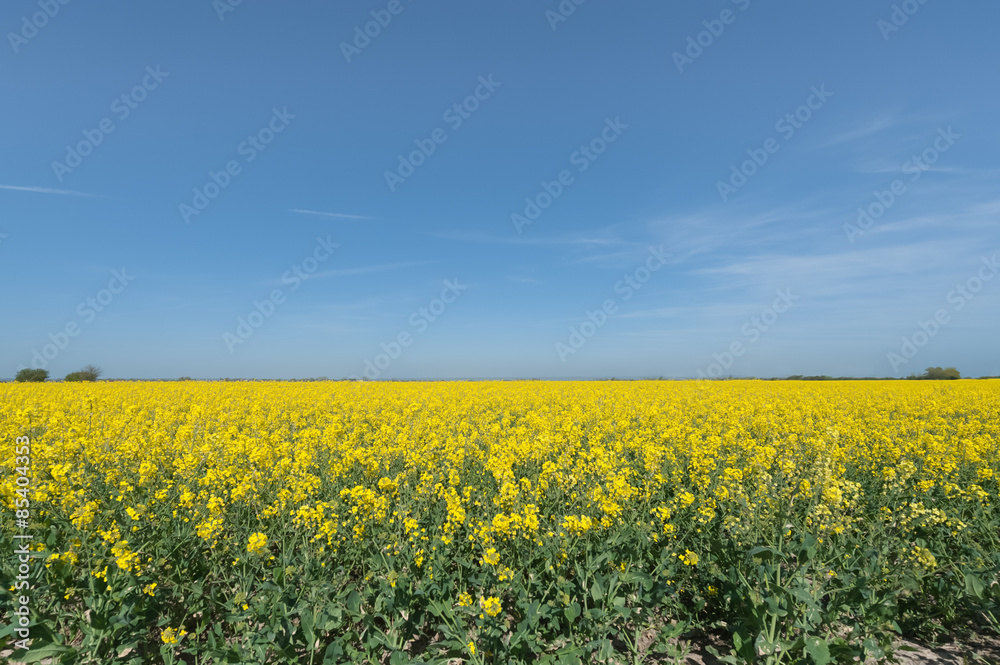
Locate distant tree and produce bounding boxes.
[65,365,102,382]
[920,367,961,380]
[15,368,48,382]
[178,376,193,381]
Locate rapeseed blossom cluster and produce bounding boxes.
[1,380,998,661]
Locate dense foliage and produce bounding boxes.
[1,381,998,663]
[62,366,102,383]
[13,369,47,383]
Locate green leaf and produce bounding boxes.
[564,602,580,622]
[590,578,604,603]
[863,637,884,660]
[552,645,585,664]
[346,590,362,615]
[764,596,787,617]
[754,632,776,656]
[804,636,831,665]
[964,572,986,600]
[21,644,77,663]
[322,642,345,664]
[790,587,820,606]
[301,611,316,643]
[705,645,741,665]
[525,599,541,625]
[322,606,343,628]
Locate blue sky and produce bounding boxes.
[2,0,998,380]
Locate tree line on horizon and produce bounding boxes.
[14,365,101,383]
[9,366,995,383]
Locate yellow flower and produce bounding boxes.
[98,524,121,544]
[195,517,223,544]
[678,550,699,566]
[479,595,502,617]
[143,583,157,596]
[4,375,999,651]
[910,546,937,571]
[161,626,187,644]
[467,641,476,655]
[207,495,225,514]
[111,540,140,573]
[247,532,268,555]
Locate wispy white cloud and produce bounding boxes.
[307,261,431,279]
[289,208,374,220]
[567,249,639,265]
[967,199,1000,216]
[646,204,832,262]
[261,261,430,287]
[427,223,629,248]
[506,264,539,284]
[857,198,1000,239]
[822,113,897,147]
[688,240,955,279]
[0,184,105,198]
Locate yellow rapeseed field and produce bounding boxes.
[2,380,999,664]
